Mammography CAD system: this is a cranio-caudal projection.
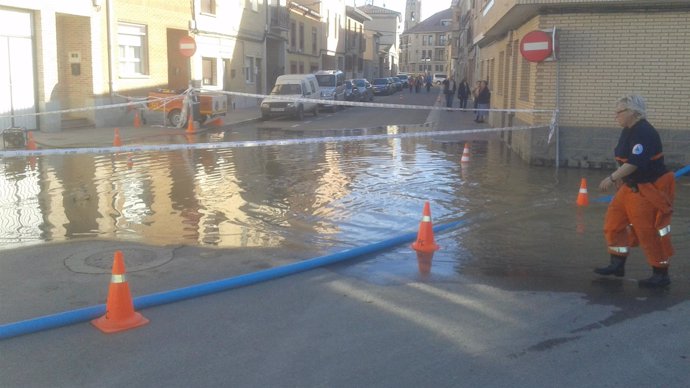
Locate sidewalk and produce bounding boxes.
[26,92,491,150]
[29,105,262,149]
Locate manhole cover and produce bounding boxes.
[65,246,173,274]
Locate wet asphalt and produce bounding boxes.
[1,89,689,387]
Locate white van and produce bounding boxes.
[260,74,320,120]
[314,70,346,112]
[432,73,447,85]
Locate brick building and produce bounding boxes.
[455,0,690,168]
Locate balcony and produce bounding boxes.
[270,6,289,31]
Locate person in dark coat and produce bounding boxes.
[457,78,471,109]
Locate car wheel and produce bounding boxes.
[295,105,304,120]
[312,106,319,117]
[168,109,184,127]
[260,113,269,121]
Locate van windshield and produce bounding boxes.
[315,75,335,87]
[271,83,302,95]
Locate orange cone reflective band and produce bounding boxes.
[113,128,122,147]
[91,250,149,333]
[576,177,589,206]
[411,201,440,253]
[461,143,471,163]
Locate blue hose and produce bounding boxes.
[0,220,463,340]
[592,164,690,203]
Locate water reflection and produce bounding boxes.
[1,131,477,252]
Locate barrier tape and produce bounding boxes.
[0,125,549,158]
[0,87,555,120]
[209,89,556,114]
[0,93,186,119]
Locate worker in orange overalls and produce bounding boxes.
[595,94,675,288]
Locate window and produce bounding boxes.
[202,57,217,86]
[439,34,446,45]
[299,23,304,51]
[428,35,434,45]
[201,0,216,14]
[290,21,296,49]
[245,56,255,83]
[290,61,297,74]
[299,62,304,73]
[312,27,317,54]
[118,23,148,76]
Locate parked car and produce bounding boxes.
[372,78,392,95]
[391,76,403,91]
[352,78,374,101]
[432,73,447,85]
[260,74,320,120]
[397,74,409,88]
[314,69,346,112]
[344,79,362,102]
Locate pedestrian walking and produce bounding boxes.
[457,78,470,109]
[443,76,456,110]
[425,74,432,93]
[595,94,675,288]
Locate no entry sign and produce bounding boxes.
[520,30,553,62]
[179,36,197,57]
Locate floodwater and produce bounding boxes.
[2,125,689,303]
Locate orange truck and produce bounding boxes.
[147,89,227,126]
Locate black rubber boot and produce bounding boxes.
[594,255,626,277]
[638,266,671,288]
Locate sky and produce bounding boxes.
[352,0,452,21]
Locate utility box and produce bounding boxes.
[2,127,27,149]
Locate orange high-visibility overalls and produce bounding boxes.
[604,172,675,267]
[604,119,674,268]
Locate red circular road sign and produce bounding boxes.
[179,36,197,57]
[520,30,553,63]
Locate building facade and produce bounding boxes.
[358,4,401,77]
[453,0,690,168]
[400,8,453,76]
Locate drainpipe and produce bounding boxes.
[105,0,115,97]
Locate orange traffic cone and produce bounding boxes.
[460,143,471,163]
[186,113,195,133]
[126,154,134,169]
[26,132,37,150]
[91,250,149,333]
[133,111,142,128]
[411,201,440,253]
[576,178,589,206]
[113,128,122,147]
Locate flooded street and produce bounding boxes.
[2,126,689,304]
